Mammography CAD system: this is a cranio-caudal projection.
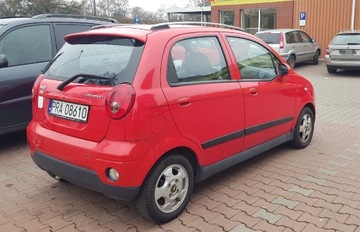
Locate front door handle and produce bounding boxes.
[249,88,258,96]
[177,96,191,107]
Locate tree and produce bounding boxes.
[23,0,84,15]
[0,0,24,17]
[129,6,165,24]
[96,0,128,18]
[190,0,210,7]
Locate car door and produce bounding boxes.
[286,31,305,61]
[161,34,245,166]
[226,36,296,151]
[0,23,53,134]
[298,30,316,61]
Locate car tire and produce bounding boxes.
[327,67,337,73]
[135,154,194,223]
[312,50,319,65]
[289,107,315,149]
[287,55,296,68]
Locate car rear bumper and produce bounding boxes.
[325,57,360,69]
[32,151,140,201]
[26,122,154,201]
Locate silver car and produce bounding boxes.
[325,30,360,73]
[255,29,321,68]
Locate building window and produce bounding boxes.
[242,8,276,34]
[220,11,235,25]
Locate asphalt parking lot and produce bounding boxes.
[1,61,360,232]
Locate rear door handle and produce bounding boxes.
[249,88,258,96]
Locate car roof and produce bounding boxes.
[0,17,29,26]
[256,28,300,34]
[336,29,360,35]
[0,14,118,27]
[65,22,249,44]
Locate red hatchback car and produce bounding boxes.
[27,22,315,223]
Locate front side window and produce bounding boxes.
[299,31,312,43]
[0,25,52,66]
[44,36,144,85]
[168,36,230,84]
[227,37,278,80]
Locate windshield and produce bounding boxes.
[255,33,280,44]
[44,36,145,85]
[332,34,360,45]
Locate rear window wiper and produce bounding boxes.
[57,74,114,90]
[347,42,360,45]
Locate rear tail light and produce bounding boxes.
[280,33,284,49]
[325,47,330,56]
[31,75,45,103]
[105,83,136,119]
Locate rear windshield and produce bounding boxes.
[331,34,360,45]
[44,36,144,85]
[255,33,280,44]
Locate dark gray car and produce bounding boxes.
[0,14,117,135]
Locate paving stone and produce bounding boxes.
[336,154,356,160]
[303,176,327,185]
[288,186,314,197]
[252,209,282,224]
[229,223,258,232]
[272,196,299,209]
[327,160,347,168]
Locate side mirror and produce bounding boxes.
[0,54,9,68]
[311,38,316,43]
[280,63,288,75]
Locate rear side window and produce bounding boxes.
[286,31,301,43]
[44,36,144,85]
[332,34,360,45]
[53,23,95,50]
[0,25,52,66]
[255,33,280,44]
[167,36,230,84]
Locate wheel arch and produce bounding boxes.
[305,102,316,120]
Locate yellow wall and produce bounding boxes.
[212,0,292,7]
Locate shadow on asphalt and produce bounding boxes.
[327,69,360,77]
[0,130,27,149]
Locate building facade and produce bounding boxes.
[211,0,360,58]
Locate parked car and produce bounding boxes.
[0,14,118,135]
[325,30,360,73]
[27,22,316,223]
[255,29,321,68]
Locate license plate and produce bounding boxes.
[340,49,355,54]
[48,99,89,123]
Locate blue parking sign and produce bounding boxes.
[135,16,140,24]
[300,12,306,26]
[300,12,306,20]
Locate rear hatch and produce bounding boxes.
[35,33,145,142]
[255,32,281,52]
[329,33,360,61]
